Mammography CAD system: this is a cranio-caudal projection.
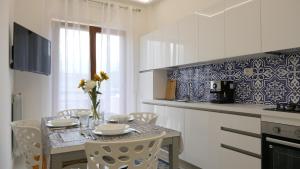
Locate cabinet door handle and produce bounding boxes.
[221,144,261,159]
[266,137,300,149]
[221,126,261,138]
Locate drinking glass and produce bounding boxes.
[79,113,90,128]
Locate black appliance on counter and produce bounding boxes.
[264,103,300,113]
[209,81,235,103]
[262,121,300,169]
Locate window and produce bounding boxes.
[58,25,90,109]
[96,32,125,114]
[55,23,126,114]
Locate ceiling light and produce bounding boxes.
[131,0,153,4]
[195,0,253,18]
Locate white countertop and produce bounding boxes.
[143,99,300,126]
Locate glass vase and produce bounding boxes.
[90,99,101,129]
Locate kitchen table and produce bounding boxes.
[41,117,182,169]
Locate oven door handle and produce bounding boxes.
[266,137,300,149]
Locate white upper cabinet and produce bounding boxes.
[140,0,300,69]
[162,23,179,67]
[147,32,157,69]
[139,36,147,71]
[197,0,225,62]
[152,30,164,69]
[177,14,198,65]
[261,0,300,52]
[225,0,261,57]
[140,33,154,71]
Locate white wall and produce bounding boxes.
[48,0,149,113]
[12,0,149,118]
[0,0,13,168]
[146,0,220,31]
[13,0,52,120]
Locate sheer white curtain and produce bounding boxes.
[96,29,127,115]
[51,0,137,115]
[52,22,91,113]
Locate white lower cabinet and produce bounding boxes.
[154,105,185,135]
[139,71,154,100]
[220,148,261,169]
[140,103,154,112]
[154,105,167,127]
[184,109,222,169]
[218,113,261,169]
[164,107,185,134]
[153,104,261,169]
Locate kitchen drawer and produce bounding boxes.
[220,146,261,169]
[219,113,261,134]
[221,130,261,155]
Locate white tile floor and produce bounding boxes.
[13,156,170,169]
[14,156,201,169]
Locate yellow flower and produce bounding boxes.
[78,79,85,88]
[93,74,101,81]
[100,71,109,80]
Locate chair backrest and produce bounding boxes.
[11,120,43,169]
[57,109,90,117]
[129,112,158,125]
[85,132,166,169]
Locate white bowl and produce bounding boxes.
[50,118,75,126]
[109,115,130,122]
[95,124,129,135]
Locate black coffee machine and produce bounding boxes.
[210,81,235,103]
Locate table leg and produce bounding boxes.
[50,154,64,169]
[49,151,86,169]
[169,137,180,169]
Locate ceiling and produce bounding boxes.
[126,0,160,5]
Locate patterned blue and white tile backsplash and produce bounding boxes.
[167,52,300,105]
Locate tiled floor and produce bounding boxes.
[14,157,170,169]
[158,160,169,169]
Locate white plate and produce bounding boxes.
[46,119,79,127]
[108,116,134,123]
[92,128,134,136]
[95,124,129,134]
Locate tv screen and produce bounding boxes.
[12,22,51,75]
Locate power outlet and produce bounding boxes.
[244,68,253,77]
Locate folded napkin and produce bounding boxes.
[59,132,83,142]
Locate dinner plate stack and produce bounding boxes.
[47,118,79,127]
[108,115,134,123]
[92,124,133,135]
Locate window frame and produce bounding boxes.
[89,26,102,79]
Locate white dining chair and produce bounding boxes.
[57,109,90,117]
[129,112,158,125]
[85,132,166,169]
[11,120,45,169]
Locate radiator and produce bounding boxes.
[12,93,23,121]
[12,93,23,157]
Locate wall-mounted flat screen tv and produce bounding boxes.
[12,22,51,75]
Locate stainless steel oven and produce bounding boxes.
[262,121,300,169]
